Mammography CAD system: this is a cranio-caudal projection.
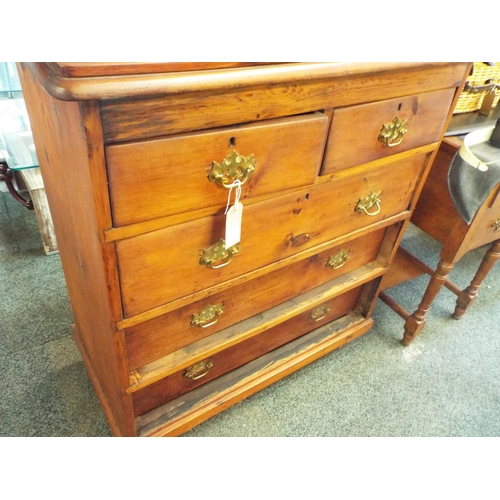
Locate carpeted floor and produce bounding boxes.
[1,185,499,437]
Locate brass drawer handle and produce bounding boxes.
[355,191,382,216]
[326,249,351,269]
[184,359,214,380]
[310,304,331,322]
[191,303,224,328]
[199,239,239,269]
[492,219,500,232]
[208,150,256,188]
[378,116,408,147]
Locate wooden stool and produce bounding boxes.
[381,136,500,345]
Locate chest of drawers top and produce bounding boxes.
[32,63,464,138]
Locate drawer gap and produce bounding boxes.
[127,262,384,393]
[135,312,372,437]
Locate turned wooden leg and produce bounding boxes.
[453,239,500,319]
[402,259,455,346]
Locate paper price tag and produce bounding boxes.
[225,201,243,249]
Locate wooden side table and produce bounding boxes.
[380,135,500,345]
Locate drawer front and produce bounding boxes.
[125,227,387,369]
[321,88,455,174]
[117,152,428,317]
[468,187,500,250]
[131,285,364,416]
[106,113,328,226]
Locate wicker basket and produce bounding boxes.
[454,62,500,114]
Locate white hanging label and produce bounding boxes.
[224,180,243,249]
[225,201,243,248]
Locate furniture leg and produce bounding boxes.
[453,239,500,319]
[19,168,58,254]
[402,259,455,345]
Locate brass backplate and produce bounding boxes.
[199,239,239,269]
[310,303,331,322]
[378,116,408,147]
[184,359,214,380]
[355,191,382,214]
[208,150,256,188]
[327,249,351,269]
[191,303,225,328]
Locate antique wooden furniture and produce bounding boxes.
[17,62,470,436]
[380,135,500,345]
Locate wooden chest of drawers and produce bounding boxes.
[18,62,470,436]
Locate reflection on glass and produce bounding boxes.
[0,62,22,97]
[0,61,39,171]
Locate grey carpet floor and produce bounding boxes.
[1,187,499,437]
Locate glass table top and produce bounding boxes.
[0,97,39,171]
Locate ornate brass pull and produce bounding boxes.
[208,150,256,188]
[184,359,214,380]
[378,116,408,147]
[191,303,224,328]
[199,239,239,269]
[492,219,500,232]
[326,249,351,269]
[355,191,382,216]
[310,304,331,322]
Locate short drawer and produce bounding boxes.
[321,88,455,174]
[131,285,364,417]
[468,187,500,250]
[117,152,428,317]
[125,227,387,369]
[106,113,328,226]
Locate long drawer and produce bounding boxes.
[131,285,364,416]
[125,227,388,369]
[117,152,429,317]
[106,113,329,226]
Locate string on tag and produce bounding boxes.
[225,179,242,214]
